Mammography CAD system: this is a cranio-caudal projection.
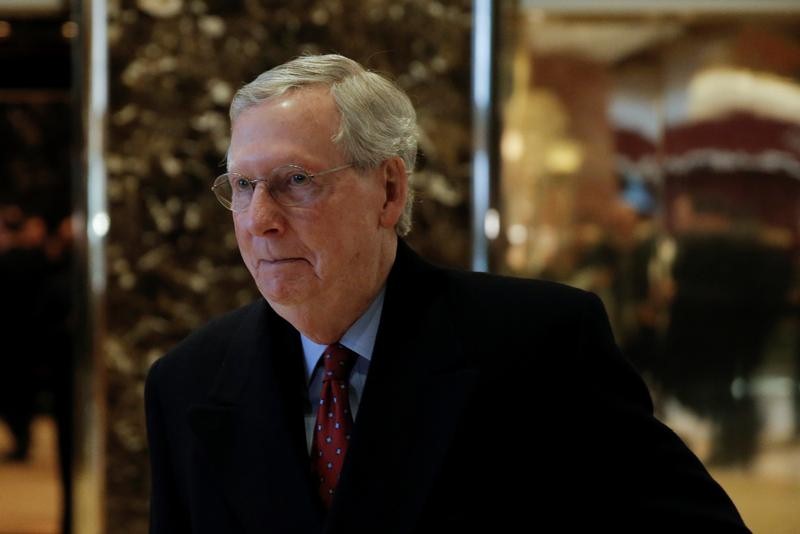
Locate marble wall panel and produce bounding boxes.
[106,0,473,530]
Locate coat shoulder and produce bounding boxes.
[442,267,600,325]
[432,266,622,386]
[146,299,267,392]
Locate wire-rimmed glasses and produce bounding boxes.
[211,163,354,212]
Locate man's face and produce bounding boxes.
[228,86,389,313]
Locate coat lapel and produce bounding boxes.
[325,241,479,533]
[186,241,476,533]
[187,300,325,533]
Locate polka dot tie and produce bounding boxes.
[310,343,357,509]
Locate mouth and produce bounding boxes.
[258,257,307,266]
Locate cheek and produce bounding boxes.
[232,215,243,240]
[232,221,254,265]
[308,233,354,277]
[232,222,244,249]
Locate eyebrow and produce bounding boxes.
[228,153,317,174]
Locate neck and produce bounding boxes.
[273,235,398,344]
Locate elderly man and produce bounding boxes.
[145,54,749,533]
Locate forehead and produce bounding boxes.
[228,86,342,171]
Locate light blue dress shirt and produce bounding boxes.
[301,287,385,454]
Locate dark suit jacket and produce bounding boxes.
[146,240,749,533]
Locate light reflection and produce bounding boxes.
[484,208,500,240]
[90,212,109,237]
[688,67,800,123]
[544,140,583,174]
[61,21,78,39]
[499,7,800,531]
[501,130,525,162]
[507,223,528,245]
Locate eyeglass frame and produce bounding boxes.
[211,162,356,212]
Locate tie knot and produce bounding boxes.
[321,343,357,382]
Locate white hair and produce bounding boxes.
[229,54,418,236]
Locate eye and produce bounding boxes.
[232,176,251,191]
[288,171,311,187]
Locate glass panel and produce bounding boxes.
[498,5,800,532]
[0,14,74,534]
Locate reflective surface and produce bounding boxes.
[498,5,800,531]
[0,9,75,534]
[105,1,474,531]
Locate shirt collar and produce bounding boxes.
[300,286,385,384]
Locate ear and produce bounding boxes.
[378,156,408,229]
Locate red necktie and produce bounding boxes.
[311,343,357,508]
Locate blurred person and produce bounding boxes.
[34,215,75,534]
[1,204,25,232]
[0,209,48,462]
[615,178,662,379]
[0,218,12,253]
[660,228,793,467]
[145,54,749,533]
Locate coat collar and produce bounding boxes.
[188,240,477,533]
[324,239,478,533]
[187,300,326,532]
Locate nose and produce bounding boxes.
[239,183,286,236]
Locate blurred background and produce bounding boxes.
[0,0,798,533]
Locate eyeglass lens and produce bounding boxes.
[214,166,322,210]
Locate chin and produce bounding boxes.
[256,279,312,307]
